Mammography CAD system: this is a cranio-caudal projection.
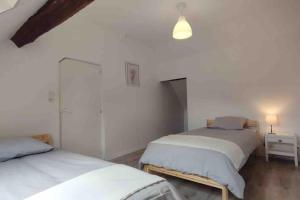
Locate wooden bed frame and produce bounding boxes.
[32,134,53,145]
[143,119,258,200]
[144,164,228,200]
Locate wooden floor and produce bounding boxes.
[112,150,300,200]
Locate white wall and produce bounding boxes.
[157,0,300,141]
[0,15,182,159]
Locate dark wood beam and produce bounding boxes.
[11,0,94,48]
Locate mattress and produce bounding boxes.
[0,150,181,200]
[139,128,259,199]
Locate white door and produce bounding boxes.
[60,58,102,157]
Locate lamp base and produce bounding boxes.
[270,125,274,134]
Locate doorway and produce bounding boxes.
[161,78,188,131]
[59,58,103,157]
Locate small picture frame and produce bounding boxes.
[125,62,140,87]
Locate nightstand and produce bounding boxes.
[265,134,298,167]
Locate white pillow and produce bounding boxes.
[0,137,54,162]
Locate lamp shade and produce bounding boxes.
[265,115,278,125]
[173,16,193,40]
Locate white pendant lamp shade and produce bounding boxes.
[173,16,193,40]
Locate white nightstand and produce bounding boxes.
[265,133,298,167]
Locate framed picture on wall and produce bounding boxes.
[125,62,140,87]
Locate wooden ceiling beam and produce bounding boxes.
[11,0,94,48]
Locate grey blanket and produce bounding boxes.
[0,150,181,200]
[139,128,259,199]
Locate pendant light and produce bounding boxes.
[173,2,193,40]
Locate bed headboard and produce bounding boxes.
[32,134,52,145]
[207,119,258,129]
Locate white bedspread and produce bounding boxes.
[151,135,245,169]
[25,164,165,200]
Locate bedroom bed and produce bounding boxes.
[139,117,259,200]
[0,134,182,200]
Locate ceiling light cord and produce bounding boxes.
[176,2,186,16]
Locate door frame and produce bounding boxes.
[58,57,106,158]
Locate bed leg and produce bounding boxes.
[221,186,228,200]
[143,165,150,173]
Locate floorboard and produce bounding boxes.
[112,150,300,200]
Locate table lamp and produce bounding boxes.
[265,114,278,134]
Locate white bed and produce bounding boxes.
[0,135,182,200]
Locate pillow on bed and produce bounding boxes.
[0,137,54,162]
[213,116,247,130]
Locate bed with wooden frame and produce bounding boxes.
[1,134,182,200]
[32,134,53,145]
[142,119,259,200]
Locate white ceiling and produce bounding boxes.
[0,0,299,52]
[0,0,257,46]
[77,0,277,47]
[79,0,246,47]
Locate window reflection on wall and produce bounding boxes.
[0,0,18,14]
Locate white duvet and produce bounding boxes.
[151,135,246,169]
[26,164,165,200]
